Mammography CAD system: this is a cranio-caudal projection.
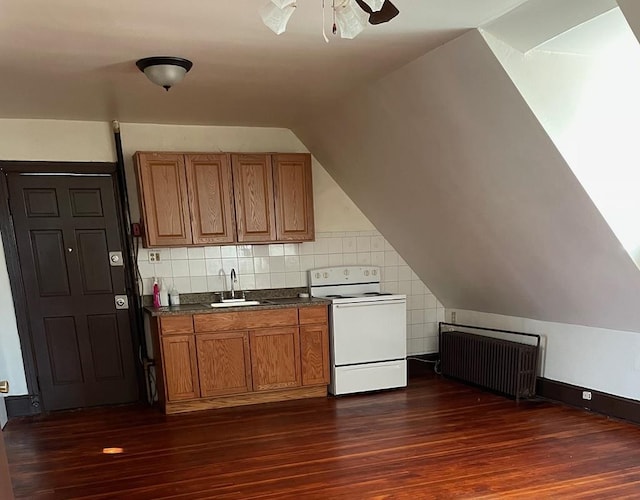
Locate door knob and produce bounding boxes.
[0,380,8,394]
[109,251,124,267]
[114,295,129,310]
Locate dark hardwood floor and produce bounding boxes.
[5,371,640,499]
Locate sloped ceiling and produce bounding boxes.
[485,0,617,53]
[618,0,640,43]
[293,28,640,332]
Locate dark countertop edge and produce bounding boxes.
[144,298,331,317]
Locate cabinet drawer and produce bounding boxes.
[298,306,328,325]
[194,308,298,332]
[160,315,194,334]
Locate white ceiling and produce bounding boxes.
[0,0,526,126]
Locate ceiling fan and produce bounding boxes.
[354,0,399,25]
[261,0,400,40]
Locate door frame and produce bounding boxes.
[0,161,143,414]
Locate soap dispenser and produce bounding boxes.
[152,278,161,308]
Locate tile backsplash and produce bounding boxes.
[136,230,443,355]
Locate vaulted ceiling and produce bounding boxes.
[294,3,640,332]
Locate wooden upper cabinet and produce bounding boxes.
[273,154,315,242]
[135,152,192,246]
[231,154,277,243]
[136,150,315,246]
[185,154,236,245]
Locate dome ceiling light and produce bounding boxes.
[135,56,193,91]
[260,0,399,41]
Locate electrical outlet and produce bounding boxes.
[149,251,161,263]
[582,391,592,401]
[451,311,457,324]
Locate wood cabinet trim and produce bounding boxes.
[134,152,192,247]
[151,305,329,412]
[135,151,315,246]
[196,332,252,397]
[272,153,315,242]
[194,308,298,332]
[298,306,328,325]
[185,153,237,245]
[300,324,330,386]
[160,334,200,402]
[249,327,302,391]
[231,154,277,243]
[160,315,194,334]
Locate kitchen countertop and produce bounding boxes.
[144,296,330,317]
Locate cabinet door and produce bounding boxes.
[250,327,301,391]
[135,152,192,247]
[196,332,252,397]
[273,153,315,241]
[185,154,237,245]
[231,154,276,242]
[161,335,200,401]
[300,324,330,386]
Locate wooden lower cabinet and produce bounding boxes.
[153,306,329,413]
[161,335,200,402]
[250,327,301,391]
[197,332,252,397]
[300,324,330,386]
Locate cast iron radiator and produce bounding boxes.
[439,323,540,402]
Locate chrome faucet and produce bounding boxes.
[230,268,237,299]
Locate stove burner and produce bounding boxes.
[326,294,355,299]
[363,292,392,296]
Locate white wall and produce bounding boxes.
[483,10,640,266]
[448,309,640,401]
[0,237,27,396]
[294,28,640,333]
[0,118,438,396]
[476,12,640,402]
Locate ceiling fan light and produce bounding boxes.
[368,0,399,25]
[135,56,193,91]
[361,0,384,12]
[261,1,297,35]
[270,0,297,8]
[335,0,368,39]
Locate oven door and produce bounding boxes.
[331,298,406,366]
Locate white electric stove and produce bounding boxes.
[309,266,407,395]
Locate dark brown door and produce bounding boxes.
[8,173,138,411]
[0,427,13,500]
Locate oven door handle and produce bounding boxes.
[334,299,406,309]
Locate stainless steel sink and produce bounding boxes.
[209,300,261,308]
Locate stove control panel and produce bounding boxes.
[309,266,381,286]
